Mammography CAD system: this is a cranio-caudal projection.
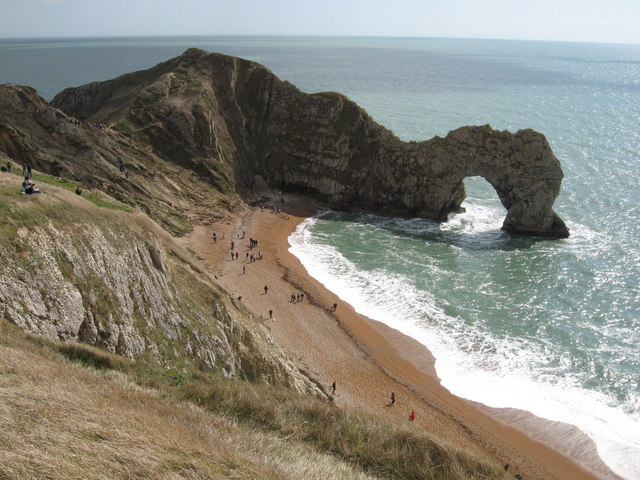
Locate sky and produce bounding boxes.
[1,0,640,45]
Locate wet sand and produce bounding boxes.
[185,194,618,480]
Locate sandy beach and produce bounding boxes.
[183,194,614,480]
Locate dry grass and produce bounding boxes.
[0,321,379,479]
[0,321,510,480]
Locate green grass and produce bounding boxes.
[112,119,135,137]
[12,167,131,212]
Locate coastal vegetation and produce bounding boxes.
[0,157,512,480]
[0,319,511,480]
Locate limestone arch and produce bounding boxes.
[432,127,570,238]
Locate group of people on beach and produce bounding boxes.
[227,243,263,264]
[211,231,226,244]
[214,210,425,427]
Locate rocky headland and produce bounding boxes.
[3,47,568,238]
[0,48,591,480]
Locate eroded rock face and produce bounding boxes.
[50,48,569,237]
[0,49,567,237]
[0,186,318,394]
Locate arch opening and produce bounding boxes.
[444,176,507,233]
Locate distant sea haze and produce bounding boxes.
[1,36,639,480]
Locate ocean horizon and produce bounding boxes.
[1,35,638,480]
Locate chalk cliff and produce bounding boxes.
[49,48,569,237]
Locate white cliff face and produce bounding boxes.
[0,191,317,395]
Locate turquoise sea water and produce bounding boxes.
[1,36,638,479]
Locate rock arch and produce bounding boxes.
[45,49,569,238]
[427,126,569,237]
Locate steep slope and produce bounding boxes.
[51,48,569,237]
[0,174,314,392]
[0,320,511,480]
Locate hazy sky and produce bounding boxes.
[1,0,639,44]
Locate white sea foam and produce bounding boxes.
[289,213,640,480]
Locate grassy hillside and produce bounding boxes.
[0,320,511,480]
[0,172,312,390]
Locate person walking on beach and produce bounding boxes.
[242,265,246,274]
[269,309,273,318]
[231,241,235,250]
[264,285,269,295]
[332,381,336,395]
[409,411,416,421]
[212,232,217,243]
[390,392,396,405]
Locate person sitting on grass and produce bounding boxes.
[21,177,40,194]
[75,185,83,195]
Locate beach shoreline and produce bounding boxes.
[184,194,619,480]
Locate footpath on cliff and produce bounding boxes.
[178,193,601,480]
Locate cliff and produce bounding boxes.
[0,174,317,394]
[0,50,572,478]
[0,83,236,236]
[49,47,569,237]
[0,45,571,398]
[0,48,569,237]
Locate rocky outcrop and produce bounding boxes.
[50,48,569,237]
[0,178,317,394]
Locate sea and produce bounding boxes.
[1,36,638,479]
